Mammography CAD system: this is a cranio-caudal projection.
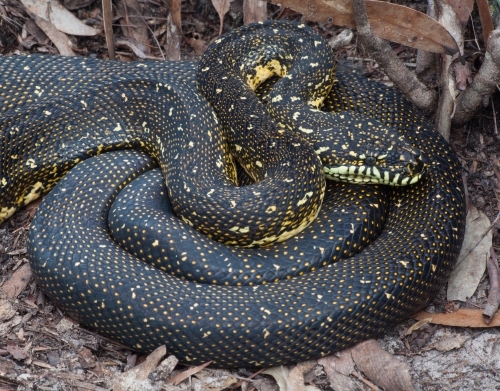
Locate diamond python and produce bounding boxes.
[0,21,466,367]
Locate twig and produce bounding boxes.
[491,155,500,184]
[433,0,464,141]
[484,248,500,323]
[351,370,379,390]
[350,0,437,114]
[492,98,499,141]
[102,0,115,60]
[227,369,266,390]
[453,29,500,125]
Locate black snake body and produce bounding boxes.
[0,21,466,367]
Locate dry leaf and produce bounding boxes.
[265,0,459,54]
[6,343,28,360]
[112,345,167,391]
[78,347,96,369]
[193,369,238,391]
[318,353,359,391]
[115,37,158,60]
[1,263,32,299]
[405,318,432,335]
[27,11,75,56]
[441,0,474,25]
[117,0,150,55]
[447,206,491,302]
[0,299,17,322]
[21,0,101,36]
[328,29,354,50]
[350,340,415,391]
[55,317,77,332]
[476,0,495,44]
[287,362,318,391]
[263,366,290,391]
[211,0,235,35]
[427,334,467,352]
[263,364,320,391]
[167,361,211,385]
[253,376,280,391]
[414,308,500,327]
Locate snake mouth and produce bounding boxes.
[323,165,425,186]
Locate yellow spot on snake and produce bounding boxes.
[299,126,313,134]
[26,159,37,169]
[297,191,314,206]
[23,181,43,205]
[0,207,16,222]
[315,146,329,154]
[266,205,277,213]
[246,60,285,90]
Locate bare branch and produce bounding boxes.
[453,29,500,125]
[350,0,437,114]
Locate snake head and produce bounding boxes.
[319,115,429,186]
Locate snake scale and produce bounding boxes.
[0,21,466,367]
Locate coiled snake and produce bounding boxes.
[0,21,465,367]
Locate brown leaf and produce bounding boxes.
[447,206,491,302]
[186,37,208,55]
[212,0,234,35]
[167,360,212,385]
[0,299,17,322]
[6,343,28,360]
[1,263,32,299]
[476,0,494,44]
[287,361,317,391]
[115,37,159,60]
[265,0,459,55]
[350,340,415,391]
[78,347,96,369]
[263,363,321,391]
[405,317,432,335]
[26,10,75,56]
[112,345,167,391]
[318,353,359,391]
[193,369,239,391]
[440,0,474,25]
[414,308,500,327]
[117,0,150,55]
[426,335,467,352]
[21,0,101,36]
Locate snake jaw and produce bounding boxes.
[323,157,427,185]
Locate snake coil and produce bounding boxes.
[0,21,466,367]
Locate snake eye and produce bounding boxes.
[365,156,376,166]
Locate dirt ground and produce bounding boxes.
[0,0,499,390]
